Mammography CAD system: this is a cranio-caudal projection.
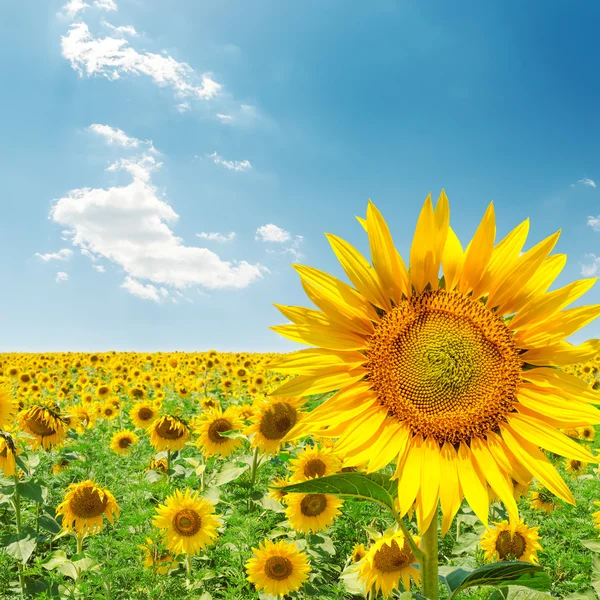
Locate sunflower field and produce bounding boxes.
[1,196,600,600]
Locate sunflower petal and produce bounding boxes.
[521,340,600,366]
[397,435,424,516]
[456,442,489,527]
[270,368,366,398]
[410,195,437,294]
[270,324,367,351]
[418,437,441,532]
[439,442,463,536]
[267,348,367,376]
[441,227,463,291]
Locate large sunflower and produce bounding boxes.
[480,519,542,563]
[19,405,67,450]
[269,194,600,534]
[56,480,119,535]
[245,539,310,597]
[0,382,16,429]
[194,406,244,457]
[153,489,220,555]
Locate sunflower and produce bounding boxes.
[268,475,292,503]
[269,195,600,534]
[578,425,596,442]
[19,405,67,450]
[480,519,542,563]
[529,488,557,514]
[149,415,190,452]
[290,445,342,482]
[138,536,177,575]
[356,530,421,598]
[69,404,95,431]
[351,543,367,563]
[246,397,305,456]
[147,458,168,473]
[97,401,119,421]
[285,493,343,533]
[153,489,220,555]
[110,429,139,455]
[195,407,244,457]
[0,434,16,477]
[565,458,588,477]
[593,501,600,537]
[245,539,310,597]
[0,382,16,429]
[130,402,159,429]
[56,480,119,535]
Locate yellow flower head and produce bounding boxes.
[529,488,557,514]
[110,429,139,455]
[578,425,596,442]
[592,501,600,538]
[269,194,600,535]
[565,458,588,477]
[153,489,220,555]
[290,444,342,482]
[138,536,177,575]
[351,543,367,563]
[480,519,542,563]
[19,405,67,450]
[129,402,159,429]
[268,476,292,503]
[0,434,17,477]
[245,539,310,597]
[285,492,343,533]
[0,382,17,430]
[149,415,190,452]
[194,406,244,458]
[56,480,119,535]
[356,531,421,598]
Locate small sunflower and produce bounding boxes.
[356,531,421,598]
[0,434,17,477]
[565,458,588,477]
[351,543,367,563]
[110,429,139,455]
[195,407,244,458]
[246,397,305,456]
[130,402,159,429]
[70,404,95,431]
[147,458,168,473]
[56,480,119,535]
[480,519,542,563]
[19,405,67,450]
[285,493,343,533]
[592,501,600,537]
[153,489,220,555]
[0,382,17,429]
[290,445,342,482]
[529,488,557,514]
[268,475,292,503]
[245,539,310,597]
[578,425,596,442]
[97,401,119,421]
[138,536,177,575]
[149,415,190,452]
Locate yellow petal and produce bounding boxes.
[270,324,367,351]
[418,437,440,532]
[456,442,489,527]
[439,442,462,536]
[434,190,450,275]
[267,348,366,376]
[274,304,331,327]
[523,367,600,403]
[366,200,411,303]
[521,339,600,366]
[366,424,409,473]
[516,387,600,426]
[270,368,366,398]
[441,227,463,291]
[458,203,496,294]
[356,215,368,232]
[410,195,437,294]
[485,431,532,486]
[397,435,424,516]
[334,407,388,453]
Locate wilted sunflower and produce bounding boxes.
[0,434,16,477]
[246,397,305,456]
[129,402,159,429]
[356,531,421,598]
[529,488,557,514]
[147,458,168,473]
[480,519,542,563]
[195,407,244,457]
[19,405,67,450]
[0,382,16,429]
[270,194,600,534]
[138,536,177,575]
[285,492,343,533]
[149,415,190,452]
[56,480,119,534]
[153,489,220,555]
[245,539,310,597]
[290,444,342,482]
[110,429,139,455]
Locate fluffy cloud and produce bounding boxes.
[35,249,73,262]
[56,272,69,282]
[94,0,117,10]
[61,23,221,101]
[102,22,137,37]
[207,152,251,172]
[88,123,155,151]
[63,0,89,18]
[581,254,600,277]
[93,264,105,272]
[255,224,291,243]
[587,215,600,231]
[197,232,236,243]
[121,276,168,302]
[579,177,597,188]
[216,113,233,123]
[50,145,264,297]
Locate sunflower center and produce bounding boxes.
[303,458,327,479]
[26,415,56,437]
[138,407,154,421]
[264,556,293,580]
[570,460,582,470]
[300,494,327,517]
[156,418,185,440]
[373,539,413,573]
[259,403,298,440]
[173,509,202,537]
[495,530,527,560]
[367,290,521,444]
[118,437,132,449]
[69,487,109,518]
[208,418,232,444]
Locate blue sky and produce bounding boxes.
[2,0,600,352]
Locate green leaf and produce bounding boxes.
[279,472,398,513]
[443,562,551,600]
[38,515,61,535]
[145,470,163,484]
[42,550,69,570]
[57,561,80,580]
[489,587,555,600]
[592,555,600,596]
[16,480,45,504]
[581,540,600,553]
[214,464,249,486]
[3,531,37,564]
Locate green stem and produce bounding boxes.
[420,513,439,600]
[13,475,25,596]
[76,533,85,555]
[167,449,172,480]
[391,505,424,562]
[249,447,260,487]
[200,454,205,492]
[185,553,192,583]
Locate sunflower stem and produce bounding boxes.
[185,553,192,583]
[167,450,172,481]
[12,475,25,596]
[249,447,260,488]
[420,513,439,600]
[76,532,85,555]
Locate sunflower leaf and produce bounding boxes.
[443,562,551,599]
[278,472,397,513]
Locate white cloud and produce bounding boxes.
[578,177,597,188]
[35,248,73,262]
[63,0,89,18]
[61,23,221,101]
[255,224,291,243]
[216,113,233,123]
[93,264,106,272]
[196,232,236,243]
[121,276,168,302]
[50,147,264,296]
[282,235,305,262]
[176,102,190,113]
[581,254,600,277]
[94,0,117,10]
[207,151,251,172]
[102,21,137,37]
[88,123,155,151]
[587,215,600,231]
[56,272,69,282]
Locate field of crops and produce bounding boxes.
[0,350,598,600]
